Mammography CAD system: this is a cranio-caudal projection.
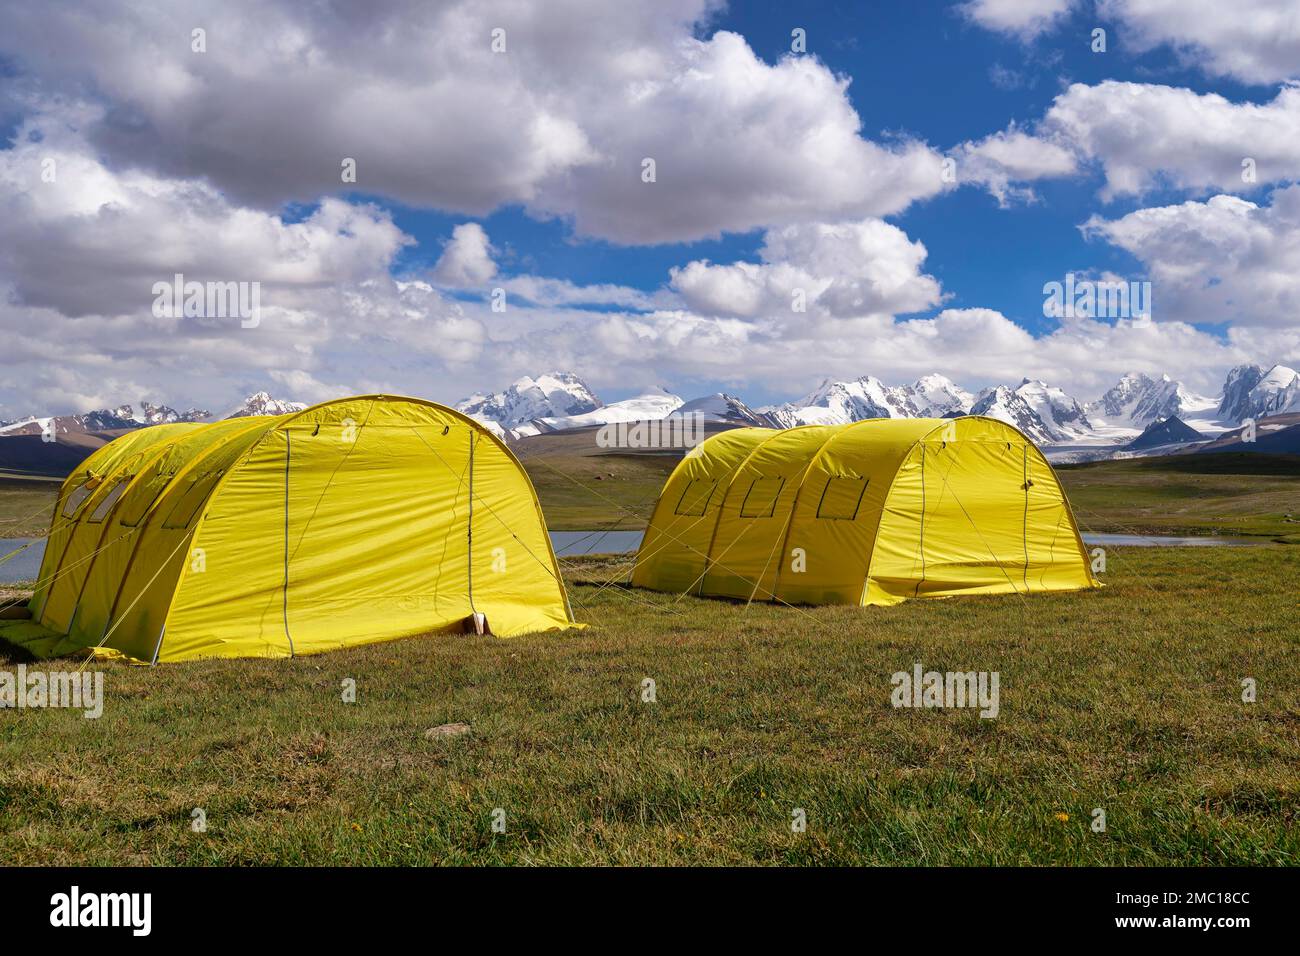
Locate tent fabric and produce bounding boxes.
[6,396,576,663]
[631,416,1099,606]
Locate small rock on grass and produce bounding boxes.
[425,722,471,739]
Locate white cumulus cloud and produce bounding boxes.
[1083,186,1300,328]
[1099,0,1300,84]
[0,0,966,246]
[432,223,498,288]
[670,219,945,319]
[1044,81,1300,200]
[959,0,1078,39]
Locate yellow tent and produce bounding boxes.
[3,396,577,663]
[632,416,1099,605]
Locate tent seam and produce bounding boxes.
[696,427,812,595]
[106,418,272,659]
[770,418,887,602]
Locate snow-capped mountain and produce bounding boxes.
[456,372,601,433]
[763,374,973,427]
[17,363,1278,455]
[673,393,770,426]
[1085,372,1217,431]
[223,392,308,419]
[511,390,685,438]
[776,377,1093,445]
[0,411,135,437]
[450,362,1300,449]
[477,382,767,439]
[135,401,210,425]
[1223,364,1300,420]
[968,385,1058,444]
[1012,379,1094,441]
[765,376,907,425]
[1251,364,1300,416]
[1217,365,1266,422]
[0,402,211,437]
[909,374,976,417]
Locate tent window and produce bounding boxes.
[816,476,869,521]
[674,479,717,517]
[86,480,128,523]
[739,477,785,518]
[61,483,94,518]
[162,469,224,530]
[117,469,177,528]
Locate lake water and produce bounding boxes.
[550,530,1268,555]
[0,538,45,583]
[0,529,1267,585]
[549,530,645,556]
[1080,532,1265,548]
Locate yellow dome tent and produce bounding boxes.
[631,416,1099,606]
[2,396,577,663]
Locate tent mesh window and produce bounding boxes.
[118,468,178,527]
[739,476,785,517]
[816,475,869,520]
[86,479,129,524]
[162,469,224,530]
[61,483,94,518]
[674,479,718,516]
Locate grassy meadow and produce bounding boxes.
[510,426,680,531]
[1057,454,1300,543]
[0,445,1296,865]
[0,475,60,539]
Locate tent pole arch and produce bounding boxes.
[43,443,177,633]
[860,420,974,605]
[769,417,886,601]
[859,420,969,605]
[1021,425,1094,581]
[1022,444,1030,590]
[30,454,147,621]
[282,426,294,658]
[628,427,767,591]
[915,441,925,598]
[467,428,476,615]
[860,416,1095,605]
[98,418,273,644]
[275,398,384,659]
[155,417,298,663]
[695,428,798,596]
[30,426,195,620]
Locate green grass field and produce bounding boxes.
[1,545,1296,865]
[0,446,1296,864]
[509,427,680,531]
[1057,454,1300,542]
[0,475,60,539]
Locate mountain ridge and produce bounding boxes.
[0,401,212,439]
[6,363,1296,454]
[455,364,1297,448]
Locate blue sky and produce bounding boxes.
[366,0,1293,404]
[718,1,1279,348]
[0,0,1298,416]
[385,0,1262,307]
